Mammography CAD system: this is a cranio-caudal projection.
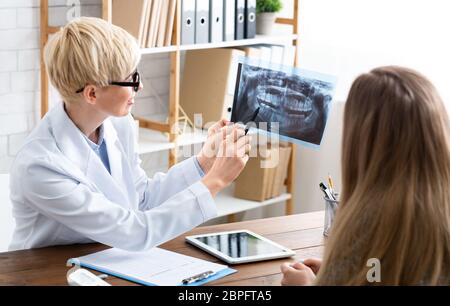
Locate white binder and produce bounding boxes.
[195,0,210,44]
[223,0,235,41]
[181,0,196,45]
[209,0,224,43]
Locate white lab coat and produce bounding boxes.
[9,102,217,251]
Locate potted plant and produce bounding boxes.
[256,0,283,35]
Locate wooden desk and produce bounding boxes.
[0,211,325,286]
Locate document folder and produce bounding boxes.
[181,0,196,45]
[245,0,256,39]
[209,0,224,43]
[195,0,210,44]
[223,0,235,41]
[68,247,236,286]
[235,0,245,40]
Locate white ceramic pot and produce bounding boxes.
[256,12,277,35]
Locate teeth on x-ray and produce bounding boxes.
[231,63,335,146]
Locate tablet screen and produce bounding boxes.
[192,231,288,258]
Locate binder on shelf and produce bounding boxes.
[223,0,235,41]
[234,146,274,202]
[270,145,292,198]
[209,0,224,43]
[164,0,177,46]
[195,0,210,44]
[244,0,256,39]
[180,48,245,128]
[263,149,278,200]
[112,0,149,47]
[235,0,245,40]
[234,145,290,201]
[181,0,196,45]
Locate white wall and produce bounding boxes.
[293,0,450,213]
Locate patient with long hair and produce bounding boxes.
[281,66,450,285]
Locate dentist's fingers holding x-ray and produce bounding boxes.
[197,121,237,173]
[201,126,251,197]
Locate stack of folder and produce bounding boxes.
[234,144,292,202]
[111,0,260,47]
[181,0,257,45]
[112,0,177,48]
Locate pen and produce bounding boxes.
[182,270,214,285]
[245,107,260,135]
[319,182,336,201]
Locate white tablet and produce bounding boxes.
[185,230,296,264]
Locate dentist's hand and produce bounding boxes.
[196,119,234,174]
[201,126,251,197]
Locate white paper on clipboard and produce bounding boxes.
[68,247,236,286]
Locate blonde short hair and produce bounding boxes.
[44,17,141,104]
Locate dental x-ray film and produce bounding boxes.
[231,58,337,147]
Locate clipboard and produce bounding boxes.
[68,247,236,286]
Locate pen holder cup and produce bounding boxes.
[323,194,339,237]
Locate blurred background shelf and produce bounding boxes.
[140,34,298,55]
[215,184,292,219]
[137,127,207,155]
[179,34,299,52]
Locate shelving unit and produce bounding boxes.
[40,0,300,221]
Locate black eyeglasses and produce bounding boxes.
[76,70,141,94]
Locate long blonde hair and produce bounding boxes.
[316,66,450,285]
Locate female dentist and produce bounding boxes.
[9,17,251,251]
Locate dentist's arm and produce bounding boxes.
[134,120,234,211]
[20,127,250,252]
[20,159,216,252]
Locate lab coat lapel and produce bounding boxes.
[103,119,137,209]
[50,102,131,208]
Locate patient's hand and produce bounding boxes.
[280,260,320,286]
[302,258,322,274]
